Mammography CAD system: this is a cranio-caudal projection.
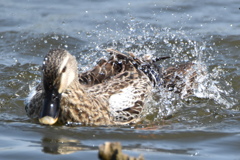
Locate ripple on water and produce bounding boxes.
[0,1,240,159]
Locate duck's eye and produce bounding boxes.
[62,66,67,73]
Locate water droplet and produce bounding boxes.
[51,35,59,40]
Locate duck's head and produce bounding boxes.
[39,49,78,125]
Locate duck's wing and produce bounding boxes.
[86,62,153,123]
[79,50,130,86]
[79,49,170,87]
[82,49,171,123]
[107,74,152,123]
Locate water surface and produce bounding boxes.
[0,0,240,159]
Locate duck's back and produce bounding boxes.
[78,49,162,123]
[79,49,166,87]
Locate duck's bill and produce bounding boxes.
[39,116,58,125]
[39,89,61,125]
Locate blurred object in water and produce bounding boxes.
[99,142,144,160]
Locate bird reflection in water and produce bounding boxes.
[41,137,85,154]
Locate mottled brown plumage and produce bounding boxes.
[25,48,197,125]
[163,62,198,95]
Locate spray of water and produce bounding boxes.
[21,21,236,123]
[86,22,237,120]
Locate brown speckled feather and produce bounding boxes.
[25,48,198,126]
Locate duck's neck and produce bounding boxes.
[67,78,88,98]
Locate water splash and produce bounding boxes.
[18,19,236,123]
[151,35,237,119]
[85,22,237,120]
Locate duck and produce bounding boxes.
[25,48,197,125]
